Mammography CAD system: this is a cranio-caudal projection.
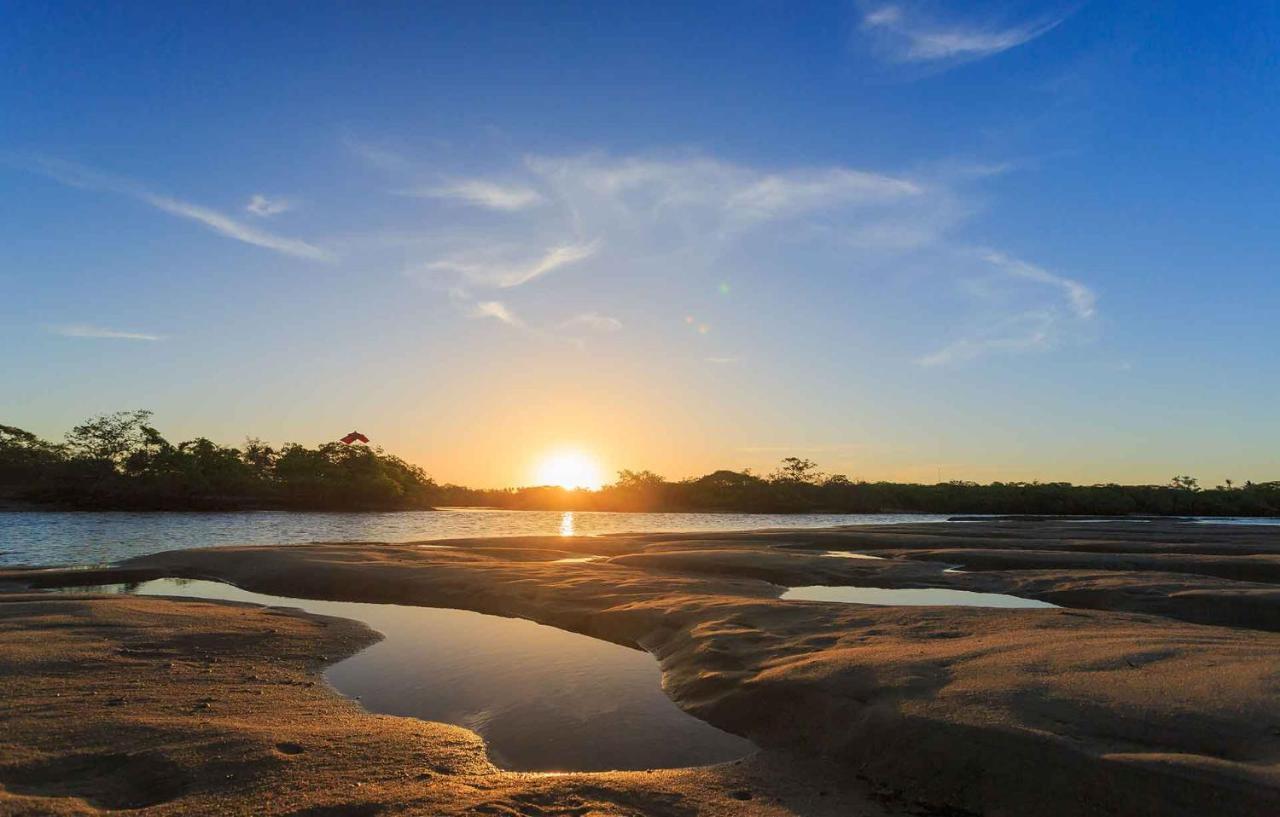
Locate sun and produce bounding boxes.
[534,450,604,490]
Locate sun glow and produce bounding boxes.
[534,451,604,490]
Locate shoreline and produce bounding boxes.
[3,519,1279,815]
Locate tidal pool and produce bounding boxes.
[80,579,754,772]
[782,584,1057,608]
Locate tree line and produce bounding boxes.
[0,411,435,510]
[3,412,1278,516]
[438,458,1280,517]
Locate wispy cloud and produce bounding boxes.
[393,153,944,296]
[917,312,1053,367]
[561,312,622,332]
[416,241,600,289]
[917,250,1096,366]
[524,153,923,235]
[343,137,416,174]
[50,324,162,341]
[140,192,331,261]
[388,152,943,337]
[980,249,1095,318]
[726,168,921,222]
[469,300,522,326]
[245,194,292,217]
[407,179,545,211]
[861,3,1067,64]
[18,157,332,261]
[369,146,1093,365]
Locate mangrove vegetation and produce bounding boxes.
[3,412,1278,516]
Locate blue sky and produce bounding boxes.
[3,1,1278,486]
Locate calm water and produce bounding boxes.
[823,550,887,560]
[782,585,1057,608]
[75,579,753,772]
[0,509,948,567]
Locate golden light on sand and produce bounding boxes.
[534,451,604,490]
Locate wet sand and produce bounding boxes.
[2,518,1279,815]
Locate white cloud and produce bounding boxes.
[343,138,416,173]
[861,3,1067,64]
[409,180,545,211]
[470,300,522,326]
[917,312,1052,367]
[375,147,1093,365]
[140,192,330,260]
[245,194,292,217]
[917,250,1096,367]
[417,241,600,289]
[561,312,622,332]
[454,152,951,292]
[524,153,923,234]
[389,152,950,344]
[20,157,331,261]
[50,324,162,341]
[979,249,1095,319]
[727,168,921,221]
[395,154,949,303]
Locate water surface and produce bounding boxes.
[783,585,1056,608]
[90,579,754,772]
[0,510,948,567]
[8,510,1274,569]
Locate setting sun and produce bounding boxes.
[534,450,605,490]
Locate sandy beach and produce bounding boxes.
[2,519,1279,816]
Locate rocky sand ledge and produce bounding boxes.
[2,519,1279,816]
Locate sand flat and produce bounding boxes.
[2,518,1279,815]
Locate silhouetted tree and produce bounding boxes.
[65,410,161,465]
[4,418,1278,516]
[770,457,824,484]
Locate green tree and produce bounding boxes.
[614,469,666,490]
[242,437,277,476]
[0,424,42,448]
[770,457,824,484]
[65,410,161,466]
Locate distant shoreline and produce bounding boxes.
[7,413,1278,517]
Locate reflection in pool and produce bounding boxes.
[782,585,1057,608]
[93,579,754,771]
[822,550,885,560]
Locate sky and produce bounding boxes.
[3,1,1278,488]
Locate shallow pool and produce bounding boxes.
[782,584,1056,608]
[75,579,754,772]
